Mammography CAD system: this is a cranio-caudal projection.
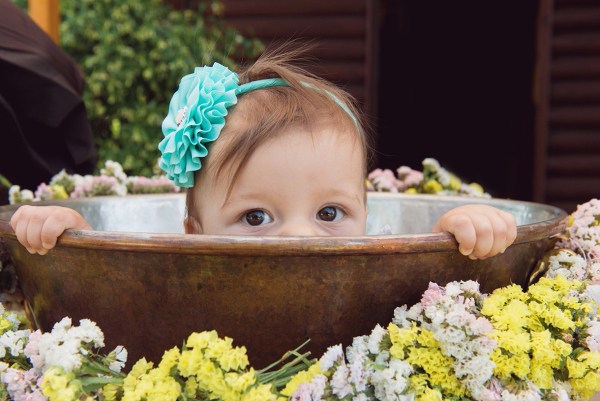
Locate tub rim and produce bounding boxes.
[0,192,568,256]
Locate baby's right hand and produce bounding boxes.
[9,205,91,255]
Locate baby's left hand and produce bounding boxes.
[432,204,517,260]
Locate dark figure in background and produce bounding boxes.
[0,0,96,203]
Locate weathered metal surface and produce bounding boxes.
[0,193,567,368]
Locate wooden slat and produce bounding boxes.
[317,61,365,83]
[546,177,600,199]
[549,130,600,152]
[261,38,366,61]
[551,80,600,103]
[552,56,600,79]
[555,0,600,9]
[533,0,554,202]
[547,155,600,175]
[549,105,600,127]
[224,16,366,39]
[553,32,600,55]
[222,0,365,17]
[553,7,600,31]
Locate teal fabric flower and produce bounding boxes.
[158,63,239,188]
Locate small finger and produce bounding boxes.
[26,214,47,252]
[13,213,34,253]
[482,212,509,258]
[444,214,477,256]
[470,215,494,259]
[40,212,72,250]
[498,210,517,249]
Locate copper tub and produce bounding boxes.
[0,193,566,368]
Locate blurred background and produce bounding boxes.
[2,0,599,212]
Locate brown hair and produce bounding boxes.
[186,43,372,223]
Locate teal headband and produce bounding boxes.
[158,63,358,188]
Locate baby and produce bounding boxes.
[10,46,517,258]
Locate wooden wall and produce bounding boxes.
[535,0,600,212]
[218,0,379,121]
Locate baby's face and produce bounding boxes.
[189,127,367,236]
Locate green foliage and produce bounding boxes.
[12,0,263,176]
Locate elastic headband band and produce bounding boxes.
[237,78,359,126]
[158,63,359,188]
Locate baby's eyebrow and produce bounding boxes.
[220,192,264,209]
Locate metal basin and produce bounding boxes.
[0,193,566,368]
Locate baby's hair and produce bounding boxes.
[187,42,372,224]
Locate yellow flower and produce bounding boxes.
[491,300,530,331]
[572,371,600,399]
[205,336,234,361]
[541,306,575,331]
[491,348,530,380]
[407,344,464,396]
[578,350,600,370]
[404,188,418,194]
[242,384,278,401]
[528,284,561,304]
[49,184,68,200]
[417,387,443,401]
[468,182,484,194]
[481,284,526,317]
[157,347,180,375]
[41,367,81,401]
[187,330,219,350]
[567,358,587,379]
[423,179,443,194]
[388,323,418,359]
[530,362,553,389]
[102,384,119,401]
[416,329,438,348]
[531,330,560,367]
[218,345,250,371]
[448,175,461,191]
[280,363,322,397]
[0,316,14,334]
[178,347,203,377]
[409,374,429,393]
[492,330,531,354]
[224,370,256,393]
[184,377,198,398]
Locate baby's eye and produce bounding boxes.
[243,210,273,226]
[317,206,344,222]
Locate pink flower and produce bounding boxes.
[367,169,402,192]
[420,282,444,308]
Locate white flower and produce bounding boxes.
[0,329,30,358]
[501,381,542,401]
[331,364,353,398]
[348,353,368,392]
[320,344,343,372]
[367,324,386,354]
[422,158,440,172]
[108,345,128,372]
[460,280,481,294]
[8,186,21,205]
[71,319,104,348]
[392,305,411,328]
[586,321,600,351]
[346,336,368,364]
[101,160,128,184]
[374,350,390,366]
[584,284,600,308]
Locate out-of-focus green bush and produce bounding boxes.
[12,0,263,176]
